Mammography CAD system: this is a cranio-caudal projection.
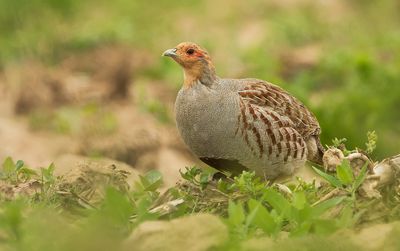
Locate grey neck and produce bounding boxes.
[198,59,217,87]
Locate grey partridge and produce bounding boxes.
[163,42,324,180]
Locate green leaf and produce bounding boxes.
[312,196,346,217]
[217,179,229,193]
[19,168,38,176]
[352,163,368,193]
[295,204,313,223]
[262,188,291,218]
[199,172,210,188]
[247,199,278,234]
[336,159,354,185]
[138,175,150,188]
[337,204,356,228]
[17,167,38,182]
[292,191,306,210]
[15,160,24,171]
[145,170,162,184]
[0,199,24,239]
[41,163,56,183]
[134,196,156,220]
[290,190,313,223]
[137,170,163,192]
[2,157,15,175]
[47,163,55,173]
[312,166,343,188]
[228,201,245,226]
[97,187,135,226]
[179,166,201,183]
[290,221,312,237]
[141,170,163,191]
[145,180,163,191]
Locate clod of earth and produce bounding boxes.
[124,214,228,251]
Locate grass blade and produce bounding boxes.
[312,166,343,188]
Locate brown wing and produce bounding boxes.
[237,80,320,139]
[233,80,321,165]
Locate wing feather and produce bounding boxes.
[237,80,320,139]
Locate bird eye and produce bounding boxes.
[186,48,195,55]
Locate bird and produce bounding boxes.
[163,42,324,180]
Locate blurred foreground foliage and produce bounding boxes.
[0,144,400,250]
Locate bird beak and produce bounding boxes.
[162,48,177,57]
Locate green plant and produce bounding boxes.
[365,131,378,154]
[0,151,400,251]
[312,160,368,198]
[227,188,348,239]
[0,157,37,184]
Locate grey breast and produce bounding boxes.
[174,80,241,160]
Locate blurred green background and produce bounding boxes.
[0,0,399,159]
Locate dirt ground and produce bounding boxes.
[0,46,197,187]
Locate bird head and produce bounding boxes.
[162,42,216,88]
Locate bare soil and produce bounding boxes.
[0,45,197,187]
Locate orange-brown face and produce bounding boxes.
[163,42,216,87]
[162,42,210,69]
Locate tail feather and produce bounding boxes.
[306,136,325,165]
